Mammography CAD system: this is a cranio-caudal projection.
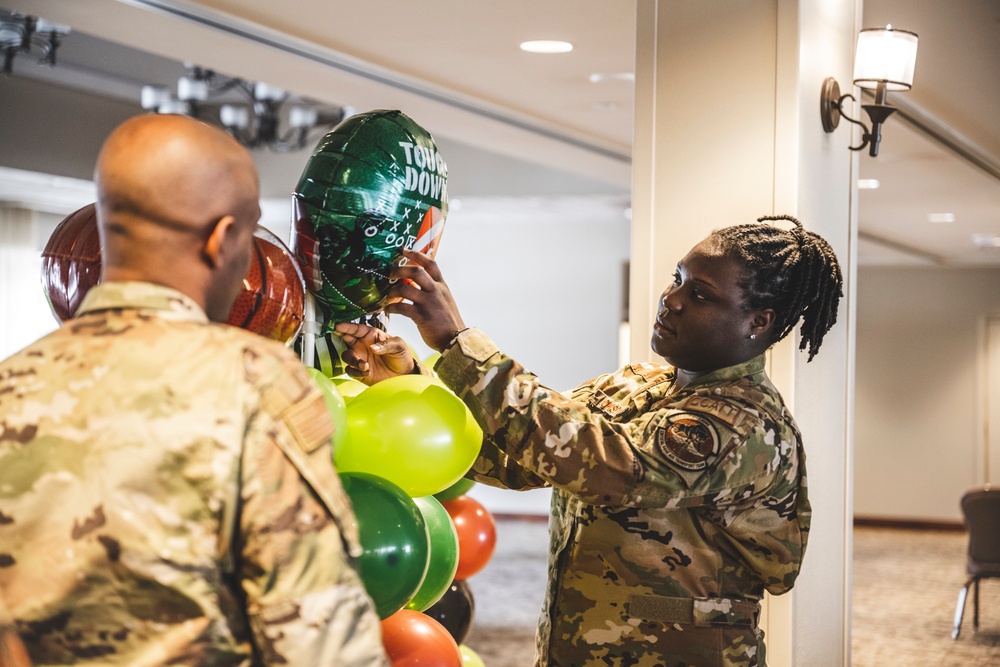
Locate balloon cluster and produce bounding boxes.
[308,366,496,666]
[40,110,486,664]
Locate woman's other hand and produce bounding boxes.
[386,249,467,351]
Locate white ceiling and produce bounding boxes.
[3,0,1000,266]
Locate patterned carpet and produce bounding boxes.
[461,522,1000,666]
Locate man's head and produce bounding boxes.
[94,114,261,321]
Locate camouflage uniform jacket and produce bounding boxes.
[435,329,810,667]
[0,282,387,666]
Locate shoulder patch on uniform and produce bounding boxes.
[656,412,719,471]
[674,393,758,435]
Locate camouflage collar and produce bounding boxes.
[76,281,209,323]
[681,354,767,389]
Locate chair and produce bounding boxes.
[951,486,1000,639]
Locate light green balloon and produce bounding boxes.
[331,375,368,403]
[305,367,348,451]
[336,374,483,497]
[460,645,485,667]
[423,351,442,369]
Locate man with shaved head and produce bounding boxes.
[0,115,387,665]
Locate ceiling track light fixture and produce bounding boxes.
[141,66,347,152]
[0,10,70,75]
[821,26,918,157]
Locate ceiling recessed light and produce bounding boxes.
[857,179,880,189]
[928,213,956,223]
[520,40,573,54]
[589,72,635,84]
[972,233,1000,249]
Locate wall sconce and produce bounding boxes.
[0,10,70,75]
[821,26,918,157]
[141,65,346,152]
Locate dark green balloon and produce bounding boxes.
[292,109,448,328]
[434,477,475,503]
[339,472,430,619]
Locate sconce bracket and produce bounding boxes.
[820,77,841,132]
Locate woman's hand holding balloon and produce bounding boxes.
[335,322,415,384]
[387,249,467,351]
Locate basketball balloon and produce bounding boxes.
[225,226,305,343]
[292,109,448,330]
[40,203,101,323]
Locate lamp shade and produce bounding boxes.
[853,27,918,91]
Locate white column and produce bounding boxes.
[631,1,859,665]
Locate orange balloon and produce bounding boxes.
[443,496,497,580]
[380,609,462,667]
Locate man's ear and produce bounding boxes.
[750,308,776,336]
[204,215,236,269]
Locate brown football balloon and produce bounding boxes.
[224,226,305,344]
[40,203,102,323]
[40,204,304,343]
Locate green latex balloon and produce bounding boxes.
[434,477,475,503]
[331,375,368,403]
[423,351,442,371]
[459,645,485,667]
[336,374,482,497]
[305,367,348,451]
[406,496,459,612]
[339,472,429,619]
[292,109,449,329]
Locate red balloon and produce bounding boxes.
[443,496,496,580]
[380,609,462,667]
[40,203,102,323]
[225,226,305,343]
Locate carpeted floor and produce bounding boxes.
[461,521,1000,666]
[851,526,1000,667]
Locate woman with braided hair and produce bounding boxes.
[336,215,843,667]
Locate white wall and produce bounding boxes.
[855,265,1000,523]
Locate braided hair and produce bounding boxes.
[708,215,843,361]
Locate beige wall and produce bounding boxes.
[855,265,1000,523]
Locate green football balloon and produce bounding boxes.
[292,109,448,330]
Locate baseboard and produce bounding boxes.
[853,516,965,532]
[492,514,967,530]
[493,512,549,524]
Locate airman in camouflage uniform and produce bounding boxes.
[0,115,387,665]
[337,217,842,667]
[434,328,806,666]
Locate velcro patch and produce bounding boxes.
[656,412,719,471]
[588,389,626,418]
[675,394,757,436]
[283,392,334,454]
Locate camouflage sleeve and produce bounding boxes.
[436,329,778,510]
[237,346,387,666]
